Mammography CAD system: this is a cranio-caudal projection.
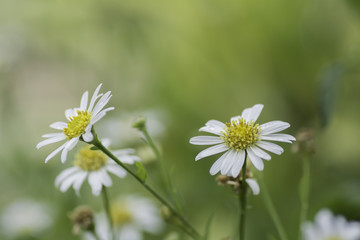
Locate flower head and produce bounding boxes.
[302,209,360,240]
[85,195,164,240]
[190,104,295,177]
[0,199,53,238]
[37,83,114,163]
[55,140,139,196]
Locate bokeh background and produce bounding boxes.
[1,0,360,239]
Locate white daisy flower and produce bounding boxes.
[302,209,360,240]
[84,195,164,240]
[1,199,53,238]
[190,104,295,177]
[37,83,114,163]
[55,140,140,196]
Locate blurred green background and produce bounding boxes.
[1,0,360,239]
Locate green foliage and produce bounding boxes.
[136,161,147,182]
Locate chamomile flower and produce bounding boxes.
[55,140,140,196]
[302,209,360,240]
[190,104,295,177]
[37,83,114,163]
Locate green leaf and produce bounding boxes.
[90,146,99,150]
[267,235,279,240]
[135,162,147,182]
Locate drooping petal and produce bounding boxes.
[55,166,79,187]
[195,144,229,161]
[36,135,66,149]
[260,121,290,135]
[82,130,94,142]
[230,150,246,177]
[106,164,127,178]
[249,145,271,161]
[209,151,229,175]
[246,179,260,195]
[50,121,67,130]
[61,148,69,163]
[73,171,88,196]
[256,141,284,155]
[80,91,89,111]
[90,111,106,125]
[247,148,264,171]
[91,91,112,117]
[241,104,264,122]
[45,142,67,163]
[220,149,238,176]
[189,136,224,145]
[261,133,296,143]
[65,137,79,151]
[88,172,103,196]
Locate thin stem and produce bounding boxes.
[101,187,114,240]
[257,173,288,240]
[92,137,202,240]
[239,154,248,240]
[298,155,310,240]
[141,127,184,214]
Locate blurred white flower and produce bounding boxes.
[37,83,114,163]
[98,109,168,146]
[0,199,52,238]
[85,195,164,240]
[190,104,295,177]
[303,209,360,240]
[55,140,139,196]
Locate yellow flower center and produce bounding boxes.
[63,110,92,139]
[221,118,261,151]
[111,204,133,226]
[74,146,108,171]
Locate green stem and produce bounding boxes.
[101,187,114,240]
[298,156,310,240]
[239,155,248,240]
[257,173,288,240]
[92,136,202,240]
[141,127,184,214]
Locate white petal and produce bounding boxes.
[50,121,67,130]
[65,137,79,150]
[119,225,142,240]
[199,126,223,135]
[61,148,69,163]
[41,133,64,138]
[206,120,225,129]
[36,135,66,149]
[221,150,240,176]
[82,130,94,142]
[106,164,127,178]
[195,144,229,161]
[88,83,103,112]
[73,171,88,195]
[113,148,136,155]
[59,173,79,192]
[45,142,67,163]
[88,172,103,196]
[55,166,79,187]
[247,148,264,171]
[230,115,241,122]
[116,155,140,164]
[249,146,271,161]
[246,179,260,195]
[241,104,264,122]
[90,111,106,125]
[189,136,224,145]
[260,121,290,135]
[256,141,284,155]
[80,91,89,110]
[260,133,296,143]
[95,107,114,117]
[91,91,111,116]
[231,150,246,177]
[99,169,112,187]
[65,108,77,121]
[209,151,229,175]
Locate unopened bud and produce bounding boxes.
[160,206,174,223]
[132,117,147,131]
[69,206,94,235]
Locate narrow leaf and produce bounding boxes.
[136,162,147,182]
